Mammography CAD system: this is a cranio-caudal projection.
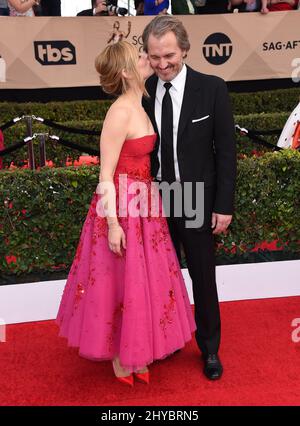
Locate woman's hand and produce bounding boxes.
[108,224,126,256]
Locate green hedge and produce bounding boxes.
[0,88,299,123]
[1,120,102,168]
[1,87,298,168]
[0,100,111,124]
[235,111,289,156]
[0,165,98,276]
[1,149,299,277]
[230,87,299,115]
[1,112,291,168]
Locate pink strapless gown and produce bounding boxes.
[56,134,196,372]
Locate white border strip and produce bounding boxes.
[0,260,299,325]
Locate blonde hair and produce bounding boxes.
[95,41,145,97]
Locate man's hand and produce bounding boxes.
[211,212,232,235]
[94,0,107,15]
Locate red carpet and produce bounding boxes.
[0,297,300,406]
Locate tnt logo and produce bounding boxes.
[34,41,76,65]
[202,33,233,65]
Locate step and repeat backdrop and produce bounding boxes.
[0,11,300,89]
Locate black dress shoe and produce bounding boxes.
[203,354,223,380]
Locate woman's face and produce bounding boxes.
[137,51,154,80]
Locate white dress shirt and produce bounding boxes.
[155,63,187,181]
[186,0,195,14]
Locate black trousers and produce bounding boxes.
[40,0,61,16]
[162,192,221,357]
[0,7,9,15]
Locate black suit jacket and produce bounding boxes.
[143,66,236,229]
[77,9,93,16]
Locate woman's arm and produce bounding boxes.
[97,105,129,256]
[8,0,39,13]
[98,105,129,223]
[261,0,269,13]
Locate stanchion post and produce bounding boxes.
[38,134,47,167]
[24,116,35,170]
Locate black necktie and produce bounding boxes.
[161,82,176,183]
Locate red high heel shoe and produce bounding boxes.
[134,371,150,385]
[116,375,134,387]
[113,358,134,387]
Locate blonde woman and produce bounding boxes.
[56,41,196,387]
[8,0,39,16]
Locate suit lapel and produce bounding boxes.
[144,74,160,176]
[177,66,202,144]
[145,74,158,131]
[145,68,203,156]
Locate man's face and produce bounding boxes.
[138,51,154,80]
[147,31,186,82]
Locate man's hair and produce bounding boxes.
[142,15,190,54]
[92,0,101,7]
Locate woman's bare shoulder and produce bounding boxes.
[102,99,132,137]
[106,98,132,119]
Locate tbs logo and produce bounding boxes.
[34,41,76,65]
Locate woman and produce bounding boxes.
[134,0,144,15]
[230,0,261,12]
[56,41,196,386]
[171,0,197,14]
[144,0,169,15]
[8,0,39,16]
[261,0,297,12]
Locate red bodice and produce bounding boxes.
[114,134,156,182]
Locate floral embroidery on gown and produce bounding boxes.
[56,134,196,373]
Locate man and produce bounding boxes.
[195,0,230,13]
[134,0,144,15]
[40,0,61,16]
[0,0,9,15]
[171,0,197,14]
[77,0,107,16]
[142,15,236,380]
[77,0,127,16]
